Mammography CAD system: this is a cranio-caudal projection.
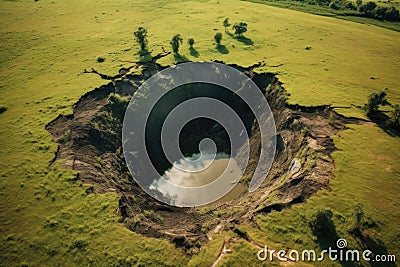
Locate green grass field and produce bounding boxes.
[0,0,399,266]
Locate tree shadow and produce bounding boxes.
[226,31,254,45]
[310,210,340,250]
[138,49,152,63]
[235,35,254,45]
[351,230,396,267]
[189,47,199,57]
[368,111,399,137]
[216,44,229,54]
[173,53,189,63]
[346,205,396,267]
[0,106,7,114]
[307,210,357,267]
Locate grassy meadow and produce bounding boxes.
[0,0,399,266]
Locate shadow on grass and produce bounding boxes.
[0,105,7,114]
[235,35,254,45]
[310,210,340,250]
[216,44,229,54]
[138,49,152,63]
[189,47,199,57]
[226,31,254,45]
[307,209,357,267]
[174,53,189,63]
[354,232,396,267]
[368,111,399,137]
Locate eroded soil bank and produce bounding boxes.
[46,59,366,254]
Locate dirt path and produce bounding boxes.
[211,241,230,267]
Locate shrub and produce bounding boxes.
[188,38,195,48]
[170,34,183,53]
[329,1,342,10]
[92,93,130,150]
[345,1,357,10]
[107,93,130,121]
[359,1,377,16]
[214,32,223,46]
[317,0,331,6]
[232,22,248,36]
[223,18,231,31]
[296,0,399,21]
[363,90,389,116]
[70,239,88,251]
[357,2,400,21]
[388,104,400,128]
[59,129,72,144]
[384,6,400,21]
[133,27,148,51]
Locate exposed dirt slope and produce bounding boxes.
[46,61,367,254]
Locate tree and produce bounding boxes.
[363,90,389,116]
[214,32,223,46]
[384,6,400,21]
[359,1,377,17]
[232,22,248,36]
[133,27,148,51]
[223,18,230,32]
[345,1,357,10]
[329,1,341,10]
[317,0,331,5]
[374,6,388,20]
[188,38,195,48]
[356,0,362,7]
[388,104,400,128]
[170,34,183,54]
